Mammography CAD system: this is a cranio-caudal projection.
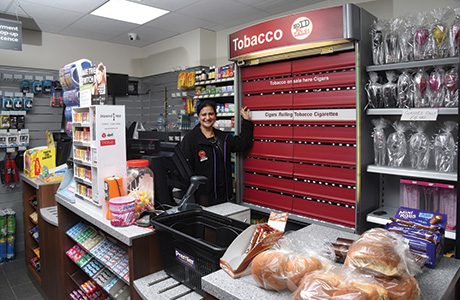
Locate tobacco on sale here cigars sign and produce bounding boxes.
[229,6,344,60]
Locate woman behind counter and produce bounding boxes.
[180,100,254,207]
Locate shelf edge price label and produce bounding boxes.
[400,108,438,121]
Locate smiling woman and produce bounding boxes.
[179,100,254,207]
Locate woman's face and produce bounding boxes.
[198,106,216,129]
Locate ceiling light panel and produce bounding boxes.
[91,0,169,25]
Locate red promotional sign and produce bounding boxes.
[229,6,344,60]
[100,139,116,146]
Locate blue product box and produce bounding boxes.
[386,207,447,268]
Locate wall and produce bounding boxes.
[0,32,143,77]
[215,0,459,65]
[0,65,63,252]
[139,29,202,77]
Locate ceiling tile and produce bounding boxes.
[176,0,267,25]
[20,0,107,14]
[64,15,140,40]
[6,1,83,31]
[109,25,176,47]
[134,0,202,12]
[257,0,325,15]
[59,27,113,42]
[143,12,220,33]
[0,0,15,12]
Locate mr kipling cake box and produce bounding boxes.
[385,207,447,268]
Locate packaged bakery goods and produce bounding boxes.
[220,212,287,278]
[344,228,421,277]
[292,269,345,299]
[251,250,288,291]
[285,255,322,291]
[250,250,323,292]
[374,273,419,300]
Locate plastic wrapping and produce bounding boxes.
[387,122,408,167]
[382,71,398,108]
[439,188,457,230]
[385,18,402,64]
[413,69,429,108]
[400,17,415,62]
[434,121,458,173]
[444,66,458,107]
[372,118,389,166]
[293,267,420,300]
[414,12,431,60]
[371,20,386,65]
[250,250,323,292]
[400,182,420,209]
[448,9,460,57]
[431,8,454,59]
[366,72,383,108]
[408,122,431,170]
[344,228,422,277]
[428,67,447,107]
[397,71,413,108]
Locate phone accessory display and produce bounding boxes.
[408,122,431,170]
[41,80,53,94]
[32,80,42,95]
[23,96,33,111]
[2,97,13,111]
[12,97,23,111]
[20,80,30,93]
[371,118,388,166]
[433,121,458,173]
[387,122,408,167]
[50,80,63,107]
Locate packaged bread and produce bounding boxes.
[374,273,419,300]
[251,250,288,291]
[250,250,322,291]
[344,228,420,277]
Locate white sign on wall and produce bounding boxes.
[251,109,356,121]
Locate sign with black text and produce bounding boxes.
[0,18,22,51]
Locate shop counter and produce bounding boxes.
[202,224,460,300]
[56,188,155,245]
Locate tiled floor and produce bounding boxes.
[0,251,45,300]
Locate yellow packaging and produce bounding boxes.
[24,147,56,178]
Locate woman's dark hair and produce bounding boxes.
[196,100,216,115]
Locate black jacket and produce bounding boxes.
[180,119,254,206]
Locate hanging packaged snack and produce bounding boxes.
[382,71,398,107]
[413,68,429,108]
[365,72,382,108]
[428,67,447,107]
[444,66,458,107]
[400,16,415,62]
[408,122,431,170]
[449,8,460,57]
[371,118,389,166]
[433,121,458,173]
[431,8,454,59]
[397,71,414,108]
[387,122,409,167]
[414,12,431,60]
[384,18,401,64]
[370,20,386,65]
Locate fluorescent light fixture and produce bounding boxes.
[91,0,169,25]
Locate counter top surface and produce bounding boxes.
[20,173,59,189]
[203,202,250,216]
[56,188,154,246]
[202,224,460,300]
